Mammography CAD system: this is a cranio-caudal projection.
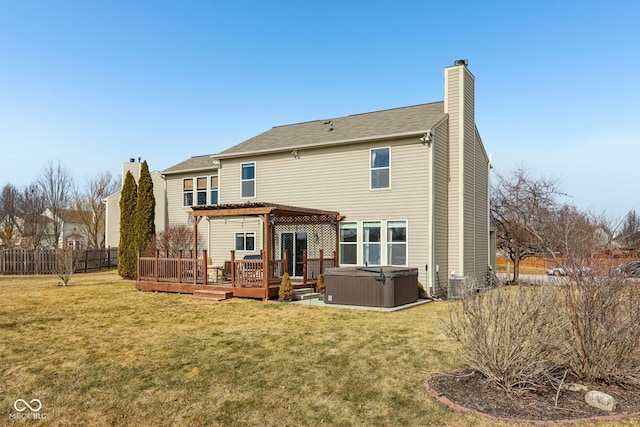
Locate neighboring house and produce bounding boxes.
[104,159,167,248]
[160,60,491,296]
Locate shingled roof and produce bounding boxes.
[163,154,219,175]
[216,101,446,158]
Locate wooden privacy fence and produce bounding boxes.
[0,247,118,275]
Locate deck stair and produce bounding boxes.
[192,289,234,301]
[293,287,320,301]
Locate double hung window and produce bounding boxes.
[386,221,407,265]
[338,220,407,266]
[363,221,382,265]
[183,178,194,206]
[210,175,219,205]
[196,177,207,206]
[370,147,390,189]
[339,222,357,265]
[241,162,255,198]
[235,232,256,251]
[183,175,219,206]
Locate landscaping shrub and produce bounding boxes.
[279,272,294,301]
[443,280,567,395]
[559,272,640,385]
[417,281,428,299]
[316,273,325,294]
[118,171,137,279]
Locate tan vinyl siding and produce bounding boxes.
[218,137,432,283]
[432,122,449,296]
[104,191,120,248]
[446,67,462,276]
[166,172,195,226]
[473,130,490,280]
[463,73,476,276]
[206,217,262,264]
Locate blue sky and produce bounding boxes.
[1,1,638,219]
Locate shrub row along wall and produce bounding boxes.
[0,248,118,275]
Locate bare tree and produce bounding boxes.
[491,166,566,283]
[38,160,75,248]
[152,224,200,257]
[16,183,47,249]
[533,205,599,263]
[0,183,21,247]
[73,171,118,248]
[618,209,640,248]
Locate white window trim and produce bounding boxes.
[338,219,408,267]
[195,176,208,207]
[241,162,256,199]
[235,231,256,252]
[210,174,219,206]
[386,219,408,267]
[369,147,391,191]
[183,178,194,207]
[339,221,358,266]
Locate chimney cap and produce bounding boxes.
[454,59,468,66]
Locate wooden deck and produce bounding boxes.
[136,249,334,300]
[136,280,282,299]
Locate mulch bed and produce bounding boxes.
[425,369,640,424]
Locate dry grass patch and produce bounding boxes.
[2,270,516,426]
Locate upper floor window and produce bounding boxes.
[241,162,255,198]
[370,147,390,190]
[183,175,218,207]
[210,175,219,205]
[183,178,194,206]
[196,177,208,206]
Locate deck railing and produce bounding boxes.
[138,250,208,284]
[137,249,336,289]
[230,251,287,288]
[302,250,337,285]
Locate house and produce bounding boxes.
[104,159,167,248]
[143,60,491,298]
[47,208,90,249]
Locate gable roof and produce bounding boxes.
[162,154,219,175]
[217,101,446,158]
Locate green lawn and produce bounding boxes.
[0,271,630,426]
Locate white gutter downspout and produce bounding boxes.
[427,135,435,295]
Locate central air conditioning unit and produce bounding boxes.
[448,275,468,299]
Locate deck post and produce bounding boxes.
[230,250,236,287]
[302,250,308,285]
[137,250,141,281]
[202,250,208,285]
[178,251,182,284]
[319,249,324,275]
[155,250,159,282]
[283,250,289,275]
[261,249,269,301]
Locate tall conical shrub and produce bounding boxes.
[134,160,156,255]
[118,171,137,279]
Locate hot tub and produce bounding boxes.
[324,266,419,308]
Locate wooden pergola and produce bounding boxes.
[136,202,343,300]
[190,201,343,258]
